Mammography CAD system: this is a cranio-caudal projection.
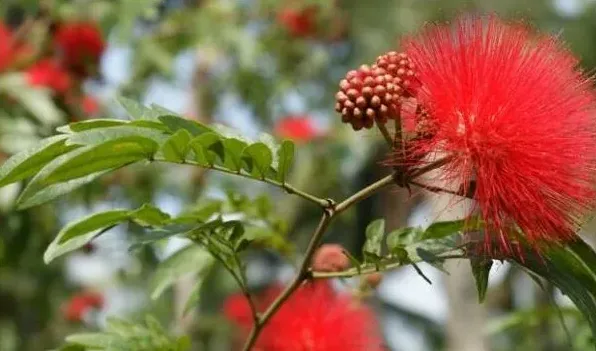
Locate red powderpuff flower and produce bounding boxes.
[224,281,384,351]
[54,22,105,75]
[26,59,72,94]
[63,291,104,322]
[400,16,596,255]
[277,6,317,38]
[274,115,321,142]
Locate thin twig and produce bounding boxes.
[376,123,394,148]
[157,158,329,208]
[241,210,334,350]
[335,173,397,213]
[407,156,453,179]
[241,173,400,350]
[310,254,466,279]
[409,180,475,199]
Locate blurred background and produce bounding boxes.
[1,0,596,350]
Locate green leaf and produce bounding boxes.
[242,143,273,179]
[65,316,183,350]
[175,336,191,351]
[44,210,130,263]
[150,104,178,116]
[158,115,213,136]
[46,137,157,183]
[160,129,192,162]
[66,126,168,147]
[58,119,128,133]
[0,73,63,125]
[470,258,493,302]
[117,96,163,120]
[259,133,280,169]
[183,272,208,315]
[422,219,469,240]
[105,317,138,337]
[363,219,385,261]
[17,170,111,210]
[387,227,424,250]
[65,333,120,348]
[130,204,171,226]
[0,135,78,187]
[276,140,295,183]
[189,133,224,166]
[17,137,158,209]
[150,245,215,300]
[512,238,596,340]
[222,138,247,172]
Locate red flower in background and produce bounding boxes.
[82,95,100,115]
[400,16,596,255]
[54,22,105,75]
[0,23,31,72]
[63,291,104,322]
[26,59,71,94]
[274,115,321,142]
[224,281,384,351]
[0,23,14,72]
[277,6,317,38]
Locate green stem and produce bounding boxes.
[311,254,466,279]
[241,210,334,351]
[408,156,452,179]
[241,172,399,351]
[335,173,397,213]
[376,123,394,148]
[156,158,329,208]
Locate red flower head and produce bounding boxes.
[54,22,105,75]
[26,59,71,94]
[277,6,317,38]
[399,16,596,255]
[63,291,104,322]
[274,115,321,142]
[224,281,384,351]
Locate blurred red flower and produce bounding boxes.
[54,22,105,75]
[0,23,14,72]
[82,95,100,115]
[224,281,384,351]
[0,23,31,72]
[274,115,320,142]
[401,16,596,255]
[63,291,104,322]
[277,6,317,38]
[26,59,71,94]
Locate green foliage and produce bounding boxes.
[0,99,297,211]
[470,258,493,303]
[65,316,190,351]
[363,219,385,262]
[512,238,596,340]
[44,204,171,263]
[150,245,214,302]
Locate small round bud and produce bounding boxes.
[374,51,420,97]
[365,272,383,288]
[312,244,350,272]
